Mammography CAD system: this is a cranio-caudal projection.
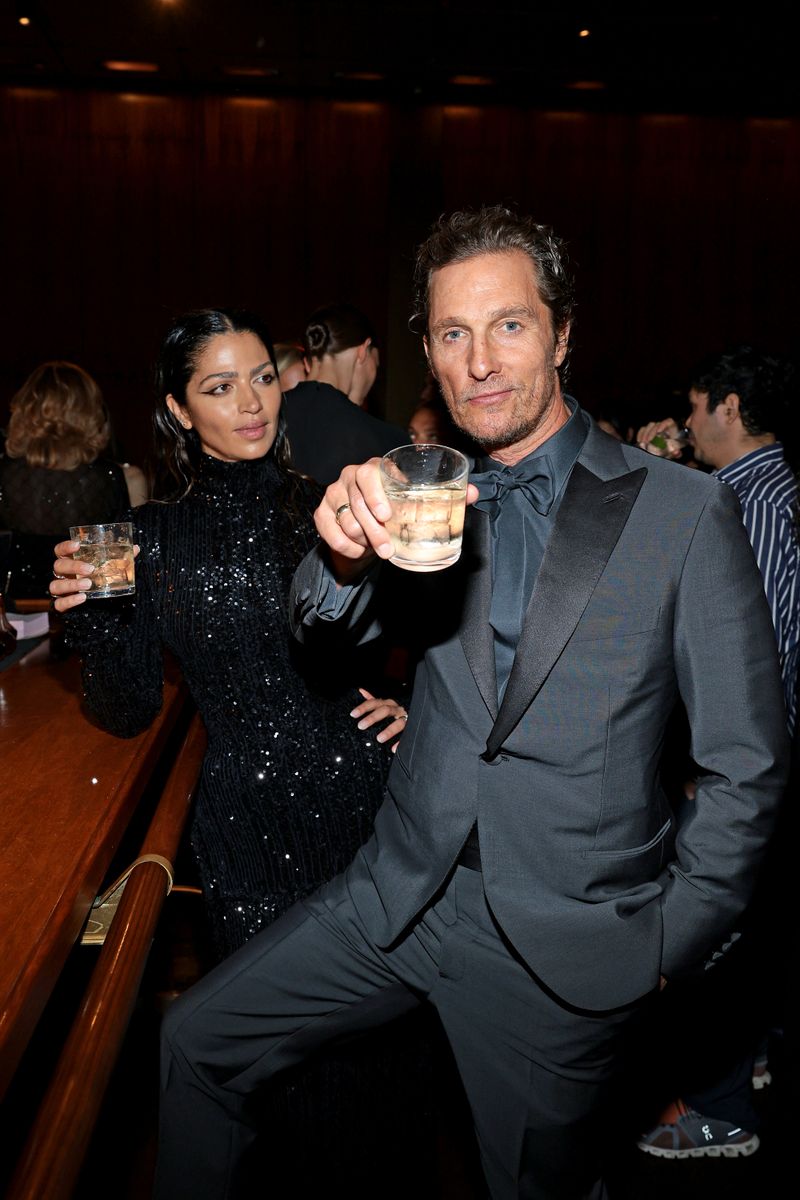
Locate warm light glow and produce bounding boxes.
[449,75,493,86]
[567,80,605,90]
[336,71,384,82]
[19,15,31,24]
[579,29,590,38]
[227,97,276,108]
[223,66,276,77]
[118,93,167,103]
[332,101,383,115]
[443,105,481,119]
[104,60,159,73]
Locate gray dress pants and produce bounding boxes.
[157,864,632,1200]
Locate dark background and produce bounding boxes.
[2,2,799,463]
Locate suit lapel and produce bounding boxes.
[483,459,647,760]
[458,506,498,719]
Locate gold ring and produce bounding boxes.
[335,503,351,526]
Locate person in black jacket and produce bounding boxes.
[283,303,407,485]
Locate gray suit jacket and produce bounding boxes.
[291,421,789,1010]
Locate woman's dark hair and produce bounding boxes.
[303,303,376,360]
[152,308,294,500]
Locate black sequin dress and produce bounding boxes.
[67,452,391,954]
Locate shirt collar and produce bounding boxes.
[479,396,589,502]
[713,442,785,482]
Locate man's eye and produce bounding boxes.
[502,320,521,333]
[442,329,463,342]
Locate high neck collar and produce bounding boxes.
[193,451,284,499]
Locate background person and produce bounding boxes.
[0,361,130,602]
[273,341,308,392]
[282,302,407,486]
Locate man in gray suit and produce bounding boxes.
[157,208,788,1200]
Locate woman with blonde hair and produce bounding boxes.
[0,361,130,600]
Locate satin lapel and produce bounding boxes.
[458,506,498,720]
[484,462,647,759]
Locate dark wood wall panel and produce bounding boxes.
[2,86,798,461]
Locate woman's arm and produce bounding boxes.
[52,533,164,738]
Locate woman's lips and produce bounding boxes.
[235,423,267,439]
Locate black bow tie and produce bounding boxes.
[470,455,556,518]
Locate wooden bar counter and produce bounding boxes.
[0,635,187,1099]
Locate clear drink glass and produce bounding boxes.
[379,443,469,572]
[649,425,689,457]
[69,521,136,598]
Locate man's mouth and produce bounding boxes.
[464,388,514,407]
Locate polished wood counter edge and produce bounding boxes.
[0,638,189,1098]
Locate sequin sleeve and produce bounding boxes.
[65,522,164,738]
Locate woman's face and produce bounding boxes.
[166,331,282,462]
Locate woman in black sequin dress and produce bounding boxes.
[52,309,406,955]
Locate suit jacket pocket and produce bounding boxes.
[579,817,673,900]
[584,817,673,859]
[570,606,661,642]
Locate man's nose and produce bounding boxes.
[467,336,499,380]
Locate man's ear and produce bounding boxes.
[422,335,431,365]
[722,392,741,424]
[166,394,191,430]
[554,322,571,368]
[355,338,372,364]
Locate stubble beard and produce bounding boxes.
[444,362,562,454]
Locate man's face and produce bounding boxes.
[686,387,728,467]
[424,250,569,461]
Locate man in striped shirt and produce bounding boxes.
[635,346,797,1159]
[638,346,798,734]
[685,348,798,735]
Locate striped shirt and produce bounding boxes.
[715,443,799,734]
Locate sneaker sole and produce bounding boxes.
[638,1135,760,1160]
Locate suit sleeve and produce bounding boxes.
[659,484,790,978]
[289,544,384,647]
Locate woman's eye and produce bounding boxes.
[205,383,231,395]
[256,372,276,386]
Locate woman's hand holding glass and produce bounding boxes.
[49,539,140,612]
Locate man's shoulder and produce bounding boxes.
[606,439,729,504]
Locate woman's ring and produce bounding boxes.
[335,503,351,526]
